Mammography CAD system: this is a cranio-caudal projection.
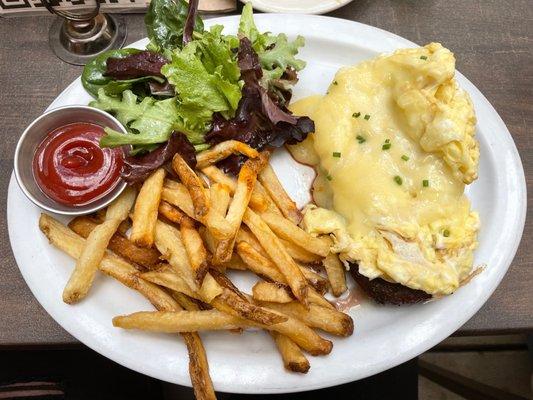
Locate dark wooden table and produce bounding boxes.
[0,0,531,346]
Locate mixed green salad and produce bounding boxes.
[82,0,313,182]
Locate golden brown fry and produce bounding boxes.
[323,253,347,297]
[260,211,329,257]
[196,140,259,169]
[299,265,329,295]
[39,213,177,311]
[130,168,165,247]
[252,282,293,303]
[180,216,209,284]
[223,253,247,271]
[113,310,241,332]
[271,332,310,373]
[154,220,222,302]
[141,270,201,300]
[201,166,267,212]
[236,227,268,257]
[214,156,264,263]
[258,164,302,224]
[68,216,161,271]
[259,301,354,337]
[158,200,185,224]
[113,309,332,355]
[243,209,308,307]
[161,185,198,221]
[279,238,323,264]
[254,181,282,215]
[40,214,215,400]
[62,187,136,304]
[171,291,202,311]
[205,183,231,239]
[172,154,209,218]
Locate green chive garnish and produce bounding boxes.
[394,176,403,185]
[420,55,428,60]
[382,143,391,150]
[332,152,341,158]
[356,135,366,143]
[401,155,409,161]
[422,179,429,187]
[443,229,450,237]
[333,80,338,85]
[326,174,333,181]
[352,112,361,118]
[385,139,390,143]
[364,114,371,120]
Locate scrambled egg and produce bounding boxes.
[290,43,480,296]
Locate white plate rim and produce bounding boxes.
[7,14,527,394]
[240,0,354,14]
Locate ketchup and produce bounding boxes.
[33,122,123,207]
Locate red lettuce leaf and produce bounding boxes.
[105,51,168,80]
[121,132,196,184]
[205,37,314,174]
[182,0,199,45]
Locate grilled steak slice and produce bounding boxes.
[349,263,431,305]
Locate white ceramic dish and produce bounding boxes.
[240,0,354,14]
[7,14,526,394]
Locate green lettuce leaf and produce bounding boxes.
[161,27,242,121]
[90,89,204,148]
[145,0,204,52]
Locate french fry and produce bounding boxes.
[236,241,286,282]
[259,301,354,337]
[40,213,177,311]
[141,270,201,300]
[158,200,185,224]
[196,140,259,169]
[40,214,215,400]
[205,183,231,239]
[254,181,282,215]
[113,309,332,355]
[201,166,267,212]
[271,332,310,373]
[214,156,265,263]
[299,266,329,295]
[236,227,268,258]
[180,216,209,284]
[154,220,222,302]
[62,187,136,304]
[162,184,197,221]
[171,291,203,311]
[243,209,308,307]
[113,310,241,332]
[279,238,323,264]
[68,216,161,270]
[323,254,347,297]
[258,164,302,224]
[223,253,247,271]
[172,154,209,218]
[260,211,330,257]
[252,282,293,303]
[130,168,165,247]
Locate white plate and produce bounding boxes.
[240,0,354,14]
[8,15,526,394]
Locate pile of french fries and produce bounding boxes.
[39,140,352,400]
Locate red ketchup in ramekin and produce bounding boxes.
[32,122,123,207]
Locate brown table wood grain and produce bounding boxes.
[0,0,531,346]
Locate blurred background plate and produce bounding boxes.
[240,0,354,14]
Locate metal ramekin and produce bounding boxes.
[14,105,127,215]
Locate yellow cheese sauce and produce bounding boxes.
[289,43,480,296]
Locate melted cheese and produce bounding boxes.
[290,43,479,296]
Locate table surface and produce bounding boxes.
[0,0,531,346]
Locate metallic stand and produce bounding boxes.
[43,0,127,66]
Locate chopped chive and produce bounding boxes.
[332,151,341,158]
[356,135,366,143]
[394,175,403,185]
[422,179,429,187]
[420,55,428,60]
[326,174,333,181]
[401,155,409,161]
[352,112,361,118]
[382,143,391,150]
[443,229,450,237]
[385,138,390,143]
[364,114,371,120]
[333,80,338,85]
